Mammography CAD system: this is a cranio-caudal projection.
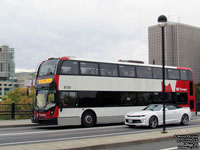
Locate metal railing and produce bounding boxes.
[0,103,33,120]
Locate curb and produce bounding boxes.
[0,124,38,128]
[64,134,200,150]
[63,136,175,150]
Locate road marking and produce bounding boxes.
[0,127,157,137]
[160,147,177,150]
[0,125,124,137]
[0,123,200,137]
[1,126,200,146]
[0,129,160,146]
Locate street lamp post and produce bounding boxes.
[158,15,167,133]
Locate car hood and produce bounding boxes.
[126,110,152,116]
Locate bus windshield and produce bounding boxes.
[36,90,56,109]
[38,59,58,76]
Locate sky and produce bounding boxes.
[0,0,200,72]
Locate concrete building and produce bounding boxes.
[15,72,36,88]
[149,22,200,83]
[0,45,15,98]
[0,45,15,80]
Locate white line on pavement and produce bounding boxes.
[0,129,158,146]
[2,123,200,137]
[0,125,128,137]
[160,147,177,150]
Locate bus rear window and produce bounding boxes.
[180,70,187,80]
[38,59,58,76]
[187,70,193,81]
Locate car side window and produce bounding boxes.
[166,105,177,110]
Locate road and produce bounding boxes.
[0,116,200,147]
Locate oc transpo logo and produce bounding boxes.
[176,88,187,92]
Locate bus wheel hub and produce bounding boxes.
[85,115,92,124]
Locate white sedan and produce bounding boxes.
[125,104,191,128]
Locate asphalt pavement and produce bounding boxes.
[0,115,200,150]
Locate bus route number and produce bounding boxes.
[64,86,71,89]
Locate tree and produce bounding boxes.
[195,84,200,111]
[0,87,34,104]
[0,87,35,119]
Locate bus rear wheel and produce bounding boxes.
[82,111,96,127]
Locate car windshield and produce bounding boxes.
[143,104,163,111]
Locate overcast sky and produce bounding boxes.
[0,0,200,72]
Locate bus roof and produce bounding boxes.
[44,56,192,71]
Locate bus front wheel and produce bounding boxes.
[82,111,96,127]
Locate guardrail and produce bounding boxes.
[0,103,33,120]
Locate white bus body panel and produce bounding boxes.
[58,106,145,126]
[57,75,177,126]
[59,76,176,92]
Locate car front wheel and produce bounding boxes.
[149,116,158,128]
[180,114,189,125]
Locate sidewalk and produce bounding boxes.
[0,119,34,128]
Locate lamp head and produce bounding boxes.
[158,15,167,27]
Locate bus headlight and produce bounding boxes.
[50,110,54,116]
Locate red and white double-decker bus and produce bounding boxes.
[32,57,195,127]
